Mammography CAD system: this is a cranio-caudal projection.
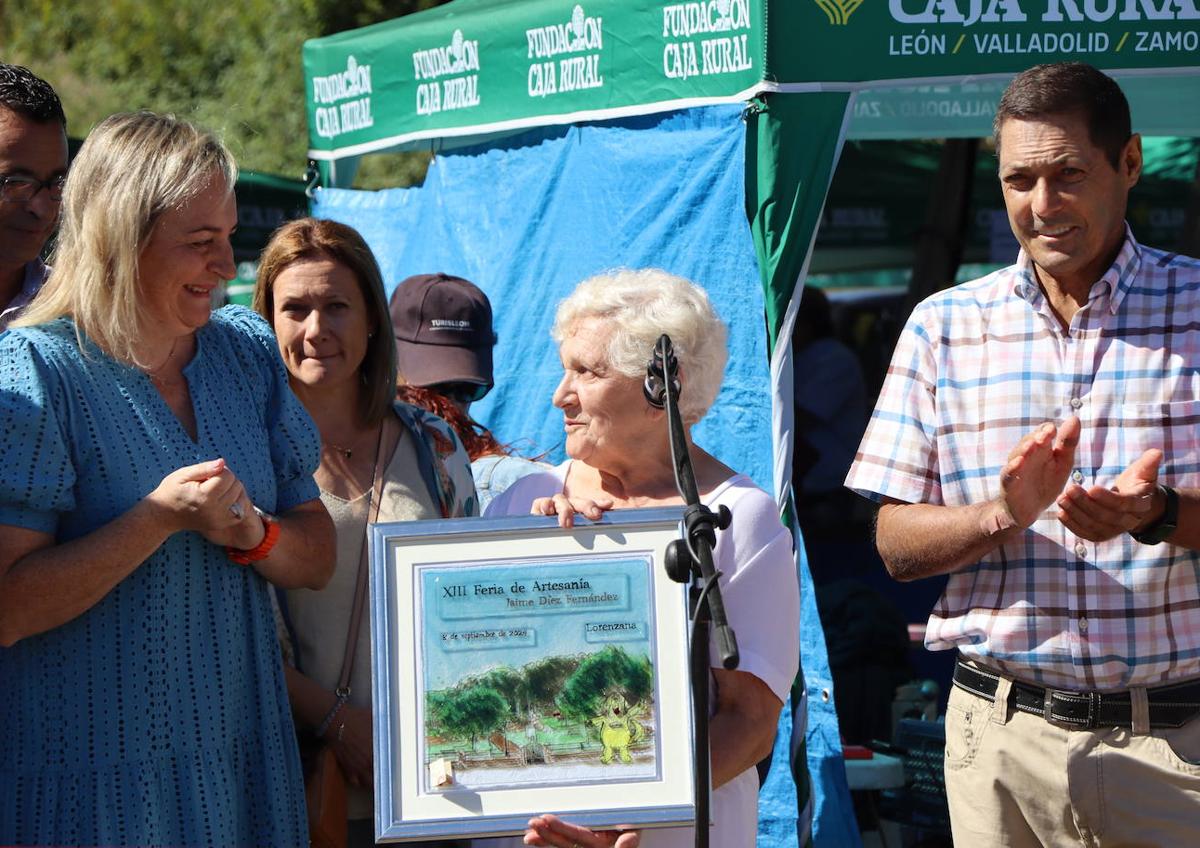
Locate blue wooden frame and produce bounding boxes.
[370,508,696,842]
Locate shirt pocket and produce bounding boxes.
[1117,400,1200,488]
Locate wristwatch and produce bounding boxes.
[226,507,282,564]
[1130,485,1179,545]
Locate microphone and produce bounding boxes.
[643,335,680,409]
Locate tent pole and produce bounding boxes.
[745,90,860,848]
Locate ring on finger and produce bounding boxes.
[229,502,245,521]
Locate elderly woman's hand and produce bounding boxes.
[146,458,262,550]
[531,493,615,529]
[523,814,640,848]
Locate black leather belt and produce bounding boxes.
[953,658,1200,730]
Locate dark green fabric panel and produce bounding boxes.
[745,92,850,351]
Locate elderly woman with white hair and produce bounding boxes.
[481,269,800,848]
[0,112,334,846]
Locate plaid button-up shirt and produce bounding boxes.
[846,229,1200,691]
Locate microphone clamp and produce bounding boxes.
[643,336,680,409]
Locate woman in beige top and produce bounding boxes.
[254,218,477,847]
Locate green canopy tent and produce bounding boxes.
[302,3,1200,843]
[304,1,1200,334]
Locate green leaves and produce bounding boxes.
[2,0,446,183]
[430,684,509,750]
[556,645,653,724]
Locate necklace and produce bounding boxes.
[320,420,386,497]
[139,337,180,383]
[323,428,371,460]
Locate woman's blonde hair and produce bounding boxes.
[15,111,237,364]
[254,218,398,427]
[553,268,728,426]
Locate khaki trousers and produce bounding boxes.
[944,671,1200,848]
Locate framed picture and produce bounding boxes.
[370,508,695,842]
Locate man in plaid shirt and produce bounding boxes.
[847,62,1200,847]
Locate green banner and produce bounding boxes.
[746,92,851,351]
[304,0,766,158]
[305,0,1198,160]
[787,1,1199,81]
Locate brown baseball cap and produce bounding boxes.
[390,273,495,389]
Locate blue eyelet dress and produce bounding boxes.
[0,306,320,847]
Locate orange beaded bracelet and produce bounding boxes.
[226,510,281,565]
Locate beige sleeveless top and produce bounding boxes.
[283,429,437,819]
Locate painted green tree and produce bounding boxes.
[432,684,508,752]
[556,646,653,724]
[522,655,580,713]
[425,689,452,738]
[468,666,524,718]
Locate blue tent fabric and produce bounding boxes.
[793,537,861,848]
[314,106,773,489]
[312,104,854,844]
[759,688,799,848]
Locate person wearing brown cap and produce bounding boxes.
[391,272,495,396]
[391,273,549,510]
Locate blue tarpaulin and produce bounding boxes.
[314,106,772,489]
[313,104,855,847]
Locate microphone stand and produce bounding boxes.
[647,334,739,848]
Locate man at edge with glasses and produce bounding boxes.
[0,63,68,333]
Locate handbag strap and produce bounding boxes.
[334,415,396,695]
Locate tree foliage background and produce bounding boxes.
[1,0,447,187]
[556,646,652,724]
[432,684,509,750]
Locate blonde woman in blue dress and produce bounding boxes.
[0,112,334,846]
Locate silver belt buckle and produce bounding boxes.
[1042,688,1098,729]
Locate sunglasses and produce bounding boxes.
[431,382,491,404]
